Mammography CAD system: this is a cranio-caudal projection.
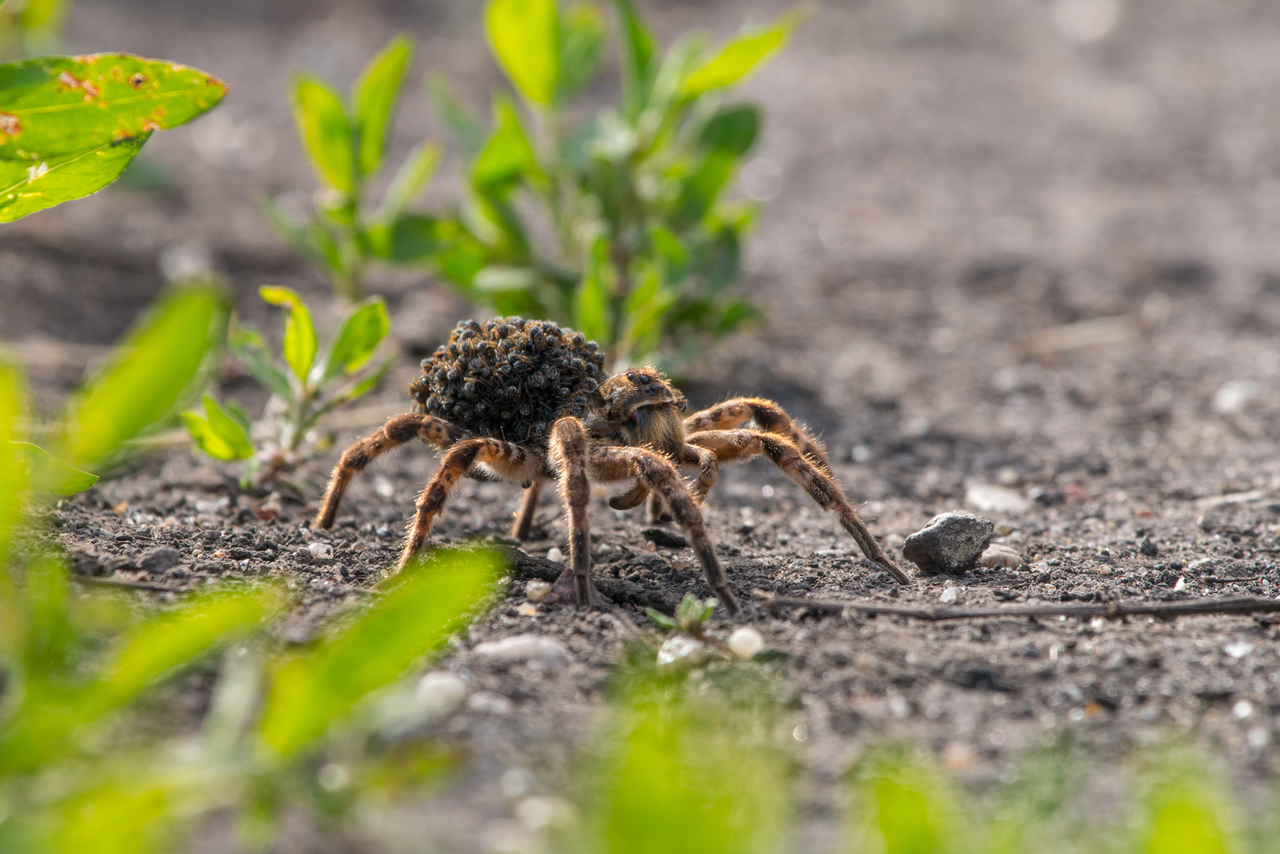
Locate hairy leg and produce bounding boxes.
[510,480,544,540]
[684,398,830,469]
[401,438,544,569]
[315,413,463,530]
[548,417,605,607]
[687,429,910,584]
[591,445,741,615]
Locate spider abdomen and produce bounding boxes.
[410,318,606,446]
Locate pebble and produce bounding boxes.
[515,796,578,831]
[656,635,705,669]
[1173,577,1186,592]
[979,545,1024,569]
[415,671,469,716]
[474,634,573,672]
[525,580,552,602]
[727,626,765,660]
[1224,641,1254,660]
[1139,537,1159,557]
[307,542,334,560]
[964,482,1030,514]
[940,586,960,604]
[138,546,181,573]
[546,547,564,563]
[467,691,515,716]
[903,511,995,575]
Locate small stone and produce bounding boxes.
[474,634,573,672]
[516,603,539,616]
[138,546,181,573]
[656,634,704,669]
[903,511,995,575]
[979,545,1024,569]
[1232,700,1255,720]
[1173,577,1186,592]
[642,527,689,549]
[525,580,552,602]
[415,671,468,716]
[964,482,1030,514]
[1224,641,1254,660]
[727,626,765,660]
[940,586,960,604]
[546,547,564,563]
[515,796,578,831]
[307,542,334,560]
[1212,379,1258,415]
[1139,537,1159,557]
[467,691,514,716]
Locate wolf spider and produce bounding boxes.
[314,319,908,616]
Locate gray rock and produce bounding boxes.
[139,546,181,573]
[642,527,689,549]
[902,511,994,575]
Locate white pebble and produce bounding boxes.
[525,580,552,602]
[1224,641,1254,660]
[940,586,960,604]
[414,671,468,716]
[656,635,704,669]
[546,547,564,563]
[727,626,765,660]
[474,634,573,672]
[1173,577,1186,592]
[1232,700,1255,720]
[467,691,514,716]
[307,542,333,559]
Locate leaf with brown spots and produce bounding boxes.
[0,135,146,223]
[0,53,227,160]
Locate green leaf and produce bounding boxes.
[312,356,394,423]
[57,284,229,472]
[12,441,98,494]
[18,0,69,32]
[0,135,145,223]
[645,608,677,630]
[698,104,759,156]
[324,297,390,382]
[259,196,319,265]
[428,74,485,156]
[485,0,559,106]
[673,151,735,228]
[257,548,501,758]
[610,0,656,119]
[0,363,27,561]
[473,97,541,194]
[378,139,440,219]
[556,3,605,102]
[291,76,355,194]
[182,395,253,461]
[680,15,799,99]
[573,236,612,346]
[353,35,412,178]
[228,323,293,402]
[0,54,228,160]
[259,286,318,384]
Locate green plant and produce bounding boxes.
[183,286,392,490]
[0,0,71,60]
[0,53,227,222]
[646,592,718,638]
[266,36,439,302]
[381,0,804,369]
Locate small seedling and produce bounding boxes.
[647,593,719,640]
[185,286,392,490]
[266,36,439,302]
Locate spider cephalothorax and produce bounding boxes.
[316,318,910,616]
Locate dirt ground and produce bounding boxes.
[8,0,1280,850]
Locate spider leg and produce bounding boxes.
[510,480,545,540]
[609,481,649,511]
[684,397,830,469]
[687,428,910,584]
[547,417,607,607]
[588,442,742,616]
[315,413,463,530]
[401,438,544,569]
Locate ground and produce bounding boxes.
[6,0,1280,851]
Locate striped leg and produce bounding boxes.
[684,398,831,469]
[547,417,607,607]
[400,437,544,569]
[315,413,463,530]
[590,444,741,616]
[687,429,910,584]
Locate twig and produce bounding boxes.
[754,590,1280,622]
[1202,576,1262,584]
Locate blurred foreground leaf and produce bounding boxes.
[0,135,144,222]
[57,282,229,472]
[12,441,97,493]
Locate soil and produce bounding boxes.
[7,0,1280,851]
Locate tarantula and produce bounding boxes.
[314,318,909,616]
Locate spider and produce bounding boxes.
[314,318,910,616]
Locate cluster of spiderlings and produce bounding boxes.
[409,318,607,445]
